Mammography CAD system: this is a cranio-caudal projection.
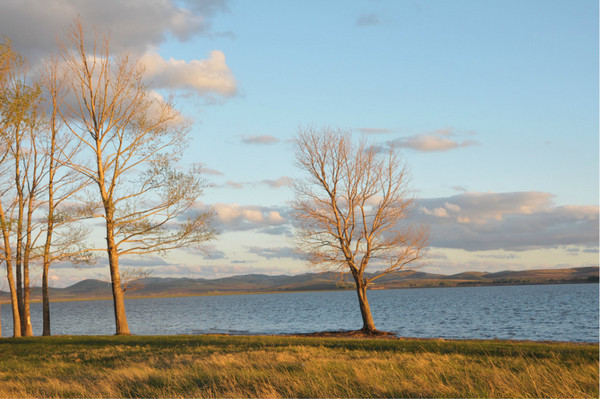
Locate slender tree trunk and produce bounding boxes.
[6,262,21,337]
[42,176,54,336]
[20,189,36,336]
[105,217,130,335]
[42,147,55,337]
[15,246,23,335]
[21,258,33,336]
[0,207,21,337]
[14,134,25,335]
[42,79,58,337]
[353,274,377,332]
[42,260,51,336]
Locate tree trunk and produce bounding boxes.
[106,221,130,335]
[42,260,51,336]
[353,274,377,332]
[15,259,23,334]
[42,110,56,337]
[21,203,35,337]
[1,209,21,337]
[15,141,25,335]
[7,269,21,337]
[22,259,33,336]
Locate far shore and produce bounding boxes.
[1,278,597,305]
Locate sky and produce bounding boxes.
[0,0,598,287]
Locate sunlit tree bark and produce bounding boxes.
[56,22,215,335]
[292,127,429,333]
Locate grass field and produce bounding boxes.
[0,334,597,398]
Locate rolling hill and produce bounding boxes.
[0,266,597,302]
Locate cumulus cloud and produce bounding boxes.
[247,246,303,260]
[416,192,599,251]
[240,135,281,145]
[0,0,237,99]
[371,129,479,153]
[211,203,291,233]
[203,189,597,255]
[389,130,479,152]
[0,0,227,59]
[141,50,237,97]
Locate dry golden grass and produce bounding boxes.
[0,335,597,398]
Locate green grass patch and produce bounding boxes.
[0,334,597,398]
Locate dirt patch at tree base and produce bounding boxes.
[289,329,398,339]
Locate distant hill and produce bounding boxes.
[0,266,597,302]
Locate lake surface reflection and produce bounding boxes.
[1,283,598,342]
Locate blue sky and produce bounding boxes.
[0,0,598,286]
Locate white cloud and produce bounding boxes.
[0,0,227,59]
[417,192,599,251]
[208,190,598,252]
[374,129,480,153]
[140,50,237,97]
[390,133,479,152]
[247,246,303,260]
[0,1,237,99]
[211,203,290,233]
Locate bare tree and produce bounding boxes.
[56,22,216,335]
[39,56,94,336]
[0,37,22,337]
[1,37,92,338]
[0,40,45,336]
[292,127,428,333]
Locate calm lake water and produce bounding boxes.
[1,283,598,342]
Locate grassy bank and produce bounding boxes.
[0,335,597,398]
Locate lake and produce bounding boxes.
[1,283,598,342]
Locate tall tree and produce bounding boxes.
[0,40,45,336]
[0,37,21,337]
[40,56,93,336]
[292,127,428,333]
[56,22,215,335]
[0,38,93,337]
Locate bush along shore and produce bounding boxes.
[0,334,597,398]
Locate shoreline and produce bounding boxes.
[1,280,597,305]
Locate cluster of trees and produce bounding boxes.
[0,22,215,337]
[1,22,428,337]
